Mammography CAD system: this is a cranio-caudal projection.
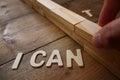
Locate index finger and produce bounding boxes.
[98,0,120,26]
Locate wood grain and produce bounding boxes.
[75,20,101,41]
[23,0,120,78]
[0,0,120,79]
[0,37,119,80]
[0,0,33,25]
[0,13,65,65]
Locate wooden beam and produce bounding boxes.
[22,0,120,78]
[75,20,101,42]
[22,0,85,31]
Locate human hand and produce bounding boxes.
[92,0,120,49]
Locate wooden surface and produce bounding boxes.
[0,0,120,80]
[27,0,120,78]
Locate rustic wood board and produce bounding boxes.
[0,0,65,65]
[0,0,119,80]
[0,12,65,65]
[0,0,33,25]
[0,37,119,80]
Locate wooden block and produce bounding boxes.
[23,0,85,31]
[37,0,86,25]
[51,8,85,30]
[22,0,45,16]
[75,20,101,42]
[37,0,63,10]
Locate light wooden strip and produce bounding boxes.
[37,0,63,10]
[38,0,86,25]
[22,0,85,31]
[75,20,101,42]
[37,0,85,21]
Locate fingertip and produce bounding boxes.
[98,21,104,27]
[92,32,103,48]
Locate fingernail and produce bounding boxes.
[93,32,103,48]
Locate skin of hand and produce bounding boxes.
[92,0,120,49]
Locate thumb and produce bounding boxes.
[92,17,120,49]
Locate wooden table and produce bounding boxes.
[0,0,119,80]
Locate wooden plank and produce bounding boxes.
[0,0,33,25]
[0,25,5,39]
[0,13,65,65]
[0,40,15,65]
[0,37,119,80]
[23,0,120,78]
[0,0,33,40]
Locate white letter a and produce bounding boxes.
[46,50,63,67]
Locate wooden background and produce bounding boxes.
[0,0,119,80]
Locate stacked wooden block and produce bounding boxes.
[22,0,120,78]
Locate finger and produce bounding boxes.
[98,0,120,26]
[93,17,120,49]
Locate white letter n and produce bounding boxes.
[67,49,83,68]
